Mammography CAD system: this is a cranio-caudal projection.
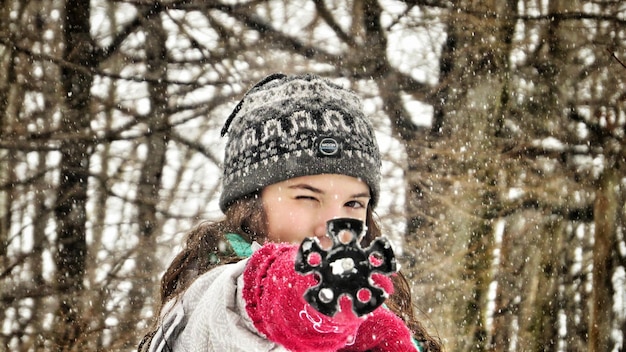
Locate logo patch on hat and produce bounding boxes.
[316,136,342,157]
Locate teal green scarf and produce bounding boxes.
[225,233,253,258]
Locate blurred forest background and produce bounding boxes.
[1,0,625,351]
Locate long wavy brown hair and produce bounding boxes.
[139,195,442,351]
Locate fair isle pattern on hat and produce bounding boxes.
[219,73,381,211]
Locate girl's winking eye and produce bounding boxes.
[295,195,318,201]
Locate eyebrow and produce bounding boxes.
[288,184,371,199]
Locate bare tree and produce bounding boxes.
[1,1,625,351]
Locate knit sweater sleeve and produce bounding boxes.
[242,242,364,351]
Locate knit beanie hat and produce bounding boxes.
[219,73,381,211]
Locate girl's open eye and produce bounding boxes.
[345,200,366,209]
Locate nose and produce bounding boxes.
[313,220,328,239]
[313,204,348,240]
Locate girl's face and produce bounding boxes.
[262,174,371,248]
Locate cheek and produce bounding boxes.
[280,209,309,230]
[347,207,368,221]
[266,206,314,243]
[265,203,299,237]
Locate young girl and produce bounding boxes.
[139,74,442,351]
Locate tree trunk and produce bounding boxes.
[0,0,17,266]
[463,220,494,352]
[530,219,565,352]
[53,0,93,349]
[120,11,169,348]
[589,167,618,351]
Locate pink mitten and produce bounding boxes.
[243,243,364,351]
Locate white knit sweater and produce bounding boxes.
[148,258,288,352]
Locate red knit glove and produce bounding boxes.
[243,243,364,351]
[334,273,416,352]
[338,304,417,352]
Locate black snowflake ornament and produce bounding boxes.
[294,218,397,317]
